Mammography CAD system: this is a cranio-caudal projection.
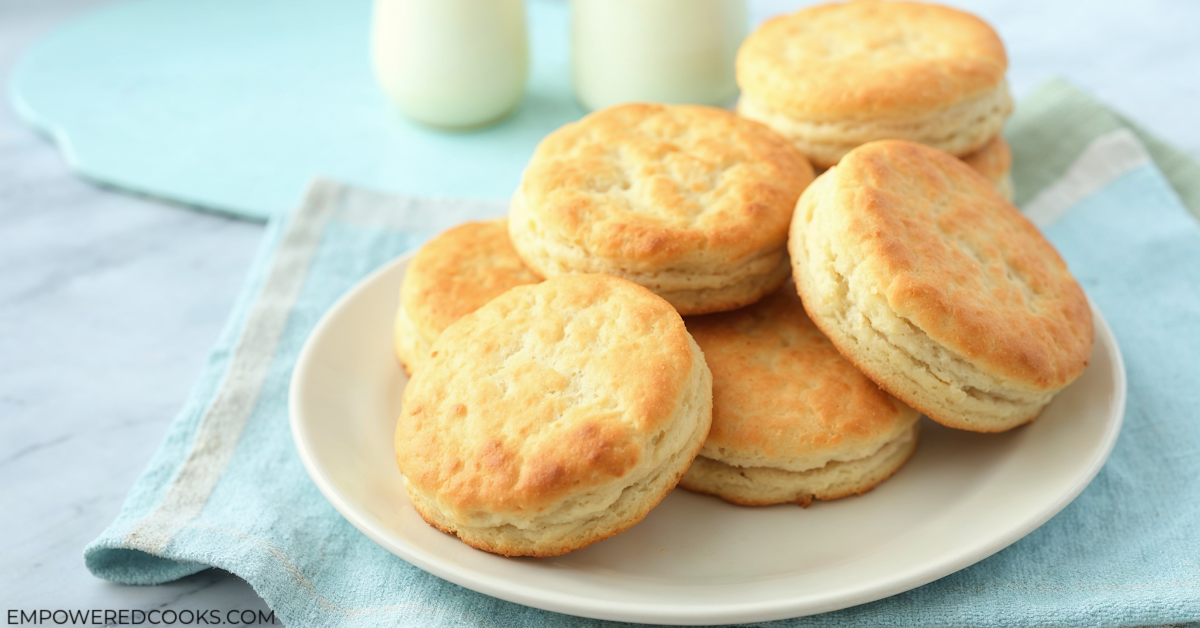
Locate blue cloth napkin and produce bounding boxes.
[86,142,1200,625]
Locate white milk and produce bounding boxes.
[371,0,529,128]
[571,0,747,112]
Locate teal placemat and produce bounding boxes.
[9,0,583,220]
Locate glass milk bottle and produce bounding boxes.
[571,0,747,112]
[371,0,529,128]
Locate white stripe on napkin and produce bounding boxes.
[123,180,342,553]
[336,193,506,233]
[1022,128,1150,228]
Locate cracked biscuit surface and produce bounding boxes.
[509,103,813,315]
[737,0,1012,168]
[680,286,920,506]
[789,140,1093,432]
[394,219,539,375]
[396,274,712,556]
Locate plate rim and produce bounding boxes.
[289,251,1127,626]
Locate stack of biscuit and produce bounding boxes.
[736,0,1016,199]
[390,0,1093,558]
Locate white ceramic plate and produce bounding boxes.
[289,252,1126,626]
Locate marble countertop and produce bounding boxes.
[0,0,270,617]
[2,0,1197,623]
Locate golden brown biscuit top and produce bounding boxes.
[961,135,1011,183]
[687,287,914,467]
[396,275,697,513]
[401,219,540,337]
[824,140,1093,389]
[519,103,813,268]
[737,0,1007,119]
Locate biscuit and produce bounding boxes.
[395,274,713,556]
[680,286,920,506]
[789,140,1093,432]
[737,0,1012,168]
[961,135,1013,201]
[509,103,814,315]
[394,219,540,375]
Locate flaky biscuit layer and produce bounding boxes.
[736,0,1011,169]
[680,422,919,507]
[509,189,793,315]
[685,286,920,473]
[738,82,1012,169]
[789,141,1093,432]
[737,0,1008,119]
[511,103,813,315]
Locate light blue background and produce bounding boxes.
[11,0,1200,219]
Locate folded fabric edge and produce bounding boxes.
[81,180,346,584]
[84,545,209,586]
